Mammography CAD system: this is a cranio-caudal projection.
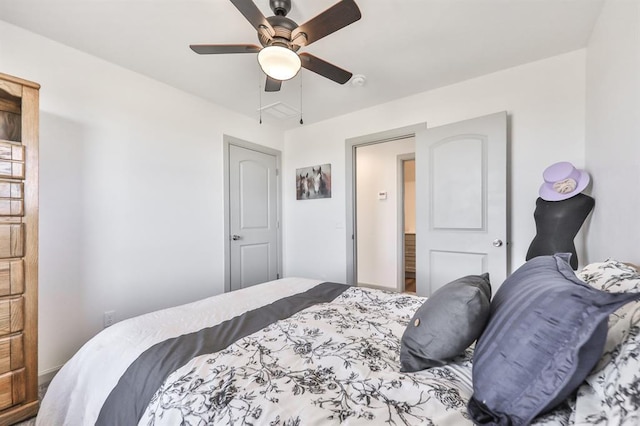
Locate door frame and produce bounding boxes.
[345,122,427,286]
[223,135,283,293]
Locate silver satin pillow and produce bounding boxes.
[400,273,492,372]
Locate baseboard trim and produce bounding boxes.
[38,366,62,386]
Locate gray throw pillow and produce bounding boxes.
[400,273,491,372]
[468,254,640,425]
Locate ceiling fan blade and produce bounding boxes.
[291,0,361,46]
[190,44,261,54]
[230,0,275,35]
[299,53,352,84]
[265,76,282,92]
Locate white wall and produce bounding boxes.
[0,21,284,377]
[356,138,415,289]
[585,0,640,264]
[283,50,587,282]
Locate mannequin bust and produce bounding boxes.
[526,193,595,270]
[527,161,594,270]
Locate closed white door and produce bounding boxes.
[229,144,278,290]
[415,112,507,296]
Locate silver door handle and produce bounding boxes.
[232,235,242,241]
[492,239,503,247]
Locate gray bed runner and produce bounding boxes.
[96,282,349,425]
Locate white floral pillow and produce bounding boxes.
[578,259,640,349]
[570,260,640,424]
[578,259,640,293]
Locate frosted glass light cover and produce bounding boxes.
[258,46,301,81]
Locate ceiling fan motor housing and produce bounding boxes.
[270,0,291,16]
[260,15,302,51]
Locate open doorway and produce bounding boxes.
[354,137,415,291]
[345,123,426,289]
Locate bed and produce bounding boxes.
[37,258,640,425]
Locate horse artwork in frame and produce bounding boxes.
[296,163,332,200]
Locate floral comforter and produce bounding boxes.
[40,271,637,426]
[140,286,473,425]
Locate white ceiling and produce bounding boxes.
[0,0,604,129]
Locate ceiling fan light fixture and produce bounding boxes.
[258,45,301,81]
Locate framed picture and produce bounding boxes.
[296,163,332,200]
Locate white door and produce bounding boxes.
[415,112,507,296]
[229,144,279,290]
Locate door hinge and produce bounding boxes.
[276,168,279,176]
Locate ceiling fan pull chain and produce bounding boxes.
[259,70,263,124]
[299,72,303,125]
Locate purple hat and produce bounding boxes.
[539,162,590,201]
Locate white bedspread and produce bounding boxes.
[38,278,324,425]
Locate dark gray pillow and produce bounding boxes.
[468,254,640,425]
[400,273,491,372]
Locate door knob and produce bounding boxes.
[232,235,241,241]
[492,239,503,247]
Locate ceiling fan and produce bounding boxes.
[190,0,361,92]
